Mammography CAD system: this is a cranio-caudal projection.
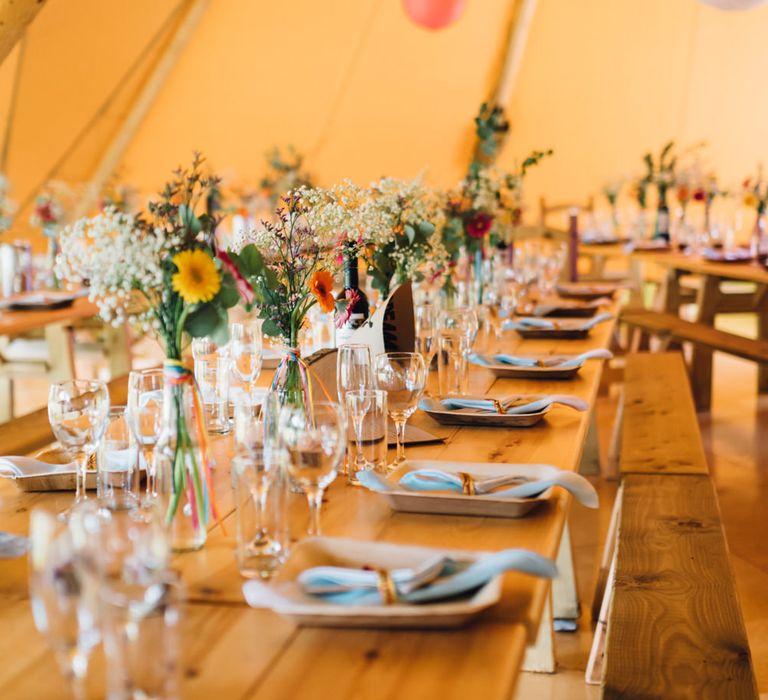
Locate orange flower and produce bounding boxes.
[309,269,335,313]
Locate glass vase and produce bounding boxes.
[43,224,60,288]
[272,350,310,410]
[154,373,210,552]
[751,212,767,261]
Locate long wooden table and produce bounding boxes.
[0,296,131,422]
[0,314,617,699]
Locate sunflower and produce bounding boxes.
[309,269,335,313]
[171,249,221,304]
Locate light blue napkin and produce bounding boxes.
[357,468,598,508]
[502,312,613,332]
[421,395,587,414]
[472,348,613,369]
[296,549,557,605]
[0,532,28,559]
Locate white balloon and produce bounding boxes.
[699,0,768,10]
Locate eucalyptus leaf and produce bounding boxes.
[261,319,282,338]
[235,245,266,276]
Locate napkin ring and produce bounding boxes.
[376,569,398,605]
[458,471,476,496]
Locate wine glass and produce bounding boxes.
[336,344,373,403]
[29,508,101,700]
[373,352,427,468]
[414,304,438,369]
[126,369,164,498]
[233,391,281,563]
[48,379,110,508]
[440,308,479,346]
[279,401,346,536]
[231,321,263,393]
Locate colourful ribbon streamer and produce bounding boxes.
[163,359,220,530]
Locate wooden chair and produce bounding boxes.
[587,353,757,697]
[538,196,594,231]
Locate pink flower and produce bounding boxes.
[466,212,493,239]
[335,288,360,329]
[217,250,255,305]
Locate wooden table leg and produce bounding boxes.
[101,321,132,377]
[690,275,720,411]
[44,323,76,383]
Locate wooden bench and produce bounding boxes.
[588,353,758,698]
[621,308,768,410]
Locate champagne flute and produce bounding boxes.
[414,304,438,369]
[48,379,110,508]
[231,321,263,394]
[126,369,164,498]
[29,508,101,700]
[373,352,427,468]
[336,344,373,403]
[279,401,346,536]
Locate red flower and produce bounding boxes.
[335,289,360,328]
[693,188,706,202]
[466,212,493,239]
[36,202,56,224]
[216,250,255,305]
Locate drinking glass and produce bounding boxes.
[231,321,263,393]
[192,336,230,435]
[438,332,470,396]
[336,344,373,403]
[440,308,479,347]
[279,401,346,536]
[126,369,164,498]
[29,508,100,700]
[414,304,438,369]
[373,352,427,468]
[68,495,176,700]
[233,391,287,579]
[98,406,141,502]
[345,389,388,484]
[48,379,110,507]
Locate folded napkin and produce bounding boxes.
[470,349,613,369]
[357,468,598,508]
[502,312,613,332]
[0,532,29,559]
[0,449,143,479]
[422,394,588,415]
[243,549,557,607]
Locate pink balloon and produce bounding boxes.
[402,0,467,30]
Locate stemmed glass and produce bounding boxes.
[126,369,164,498]
[336,344,373,402]
[414,304,438,370]
[231,321,263,394]
[233,391,281,560]
[48,379,110,508]
[279,401,346,536]
[29,508,101,700]
[373,352,427,468]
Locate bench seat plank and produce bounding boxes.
[602,474,757,700]
[620,353,708,475]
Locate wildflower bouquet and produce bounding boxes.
[260,146,314,208]
[29,182,68,230]
[741,167,768,256]
[57,153,253,549]
[229,191,341,406]
[355,176,445,296]
[0,174,15,233]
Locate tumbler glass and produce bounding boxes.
[192,336,231,435]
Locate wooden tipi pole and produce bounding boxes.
[0,0,46,66]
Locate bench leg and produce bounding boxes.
[690,348,713,411]
[553,520,579,621]
[591,482,623,621]
[579,411,601,476]
[523,591,556,674]
[757,288,768,393]
[585,545,617,686]
[606,387,624,480]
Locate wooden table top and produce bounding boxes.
[0,296,99,336]
[631,250,768,284]
[0,311,617,699]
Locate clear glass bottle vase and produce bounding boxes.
[154,375,209,552]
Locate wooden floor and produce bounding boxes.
[7,336,768,697]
